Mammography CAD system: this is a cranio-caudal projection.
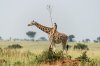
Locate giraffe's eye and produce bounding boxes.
[31,22,36,25]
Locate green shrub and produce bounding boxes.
[74,43,89,50]
[7,44,23,49]
[76,51,89,62]
[34,50,70,65]
[76,51,97,66]
[14,61,22,66]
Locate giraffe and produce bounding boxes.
[28,20,68,52]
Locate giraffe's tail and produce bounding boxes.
[66,44,69,51]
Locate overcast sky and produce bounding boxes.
[0,0,100,41]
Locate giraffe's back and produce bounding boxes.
[51,32,68,44]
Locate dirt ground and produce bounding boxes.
[40,59,80,66]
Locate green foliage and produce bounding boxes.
[76,51,89,62]
[7,44,23,49]
[26,31,36,39]
[0,41,100,66]
[94,40,98,43]
[34,50,68,65]
[39,37,47,41]
[0,36,2,40]
[68,35,75,42]
[14,61,22,66]
[76,51,97,66]
[74,43,89,50]
[85,38,90,42]
[97,37,100,42]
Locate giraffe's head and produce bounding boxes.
[28,20,36,26]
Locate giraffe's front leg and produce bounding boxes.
[52,43,56,52]
[48,35,56,52]
[49,44,53,51]
[49,42,56,52]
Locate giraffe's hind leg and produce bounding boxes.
[62,40,68,54]
[63,36,68,54]
[62,43,67,54]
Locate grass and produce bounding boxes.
[0,40,100,66]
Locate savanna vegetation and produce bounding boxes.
[0,40,100,66]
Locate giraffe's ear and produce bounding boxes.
[54,22,56,24]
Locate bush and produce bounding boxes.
[34,50,71,65]
[14,61,22,66]
[7,44,23,49]
[76,51,97,66]
[76,51,89,62]
[74,43,89,50]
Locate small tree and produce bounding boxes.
[74,43,89,50]
[97,37,100,42]
[68,35,75,42]
[39,37,47,41]
[85,38,90,42]
[26,31,36,40]
[93,40,98,43]
[0,36,2,40]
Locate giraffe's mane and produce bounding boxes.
[35,22,52,29]
[34,22,53,34]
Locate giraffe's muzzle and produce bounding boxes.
[28,24,31,26]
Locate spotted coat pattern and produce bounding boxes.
[28,20,68,52]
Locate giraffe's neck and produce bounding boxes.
[34,22,52,34]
